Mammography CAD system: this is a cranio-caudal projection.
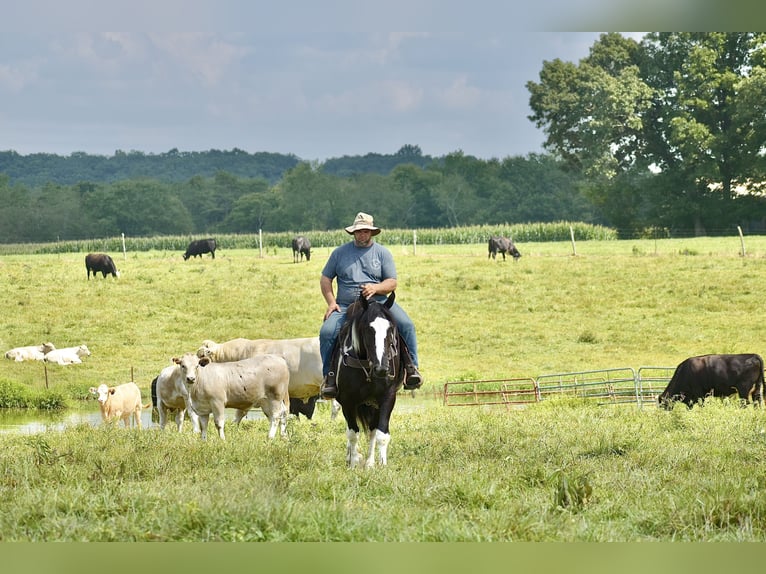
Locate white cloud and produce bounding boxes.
[440,75,481,109]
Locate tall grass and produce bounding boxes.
[2,236,766,540]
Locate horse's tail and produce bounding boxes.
[355,403,378,433]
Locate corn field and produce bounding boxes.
[0,221,617,255]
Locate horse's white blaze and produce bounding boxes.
[369,316,391,366]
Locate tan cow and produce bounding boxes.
[173,352,290,441]
[89,382,148,428]
[5,342,56,362]
[45,344,91,365]
[151,363,200,433]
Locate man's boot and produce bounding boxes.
[321,344,340,399]
[321,369,338,399]
[404,362,423,390]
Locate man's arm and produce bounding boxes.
[320,275,340,320]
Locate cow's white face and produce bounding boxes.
[175,353,201,385]
[92,383,111,404]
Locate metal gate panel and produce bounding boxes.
[536,368,638,405]
[636,366,675,407]
[443,378,538,408]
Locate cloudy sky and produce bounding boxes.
[2,1,708,162]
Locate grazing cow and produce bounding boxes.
[292,236,311,262]
[44,344,91,365]
[5,342,56,362]
[658,353,765,409]
[173,352,290,440]
[183,238,217,260]
[488,236,521,261]
[150,364,201,432]
[89,382,148,428]
[85,253,120,279]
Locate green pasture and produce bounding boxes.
[2,235,766,541]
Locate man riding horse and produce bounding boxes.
[319,212,422,399]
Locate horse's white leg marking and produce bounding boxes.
[375,429,391,466]
[370,317,391,366]
[346,428,362,468]
[365,430,378,468]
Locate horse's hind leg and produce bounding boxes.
[346,428,363,468]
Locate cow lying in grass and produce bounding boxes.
[44,344,91,365]
[5,342,56,362]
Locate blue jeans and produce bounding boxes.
[319,301,419,376]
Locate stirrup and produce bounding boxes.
[321,372,338,399]
[404,364,422,390]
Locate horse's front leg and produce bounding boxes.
[370,390,397,466]
[366,428,390,467]
[346,428,363,468]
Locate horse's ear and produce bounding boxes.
[385,291,396,308]
[360,294,369,310]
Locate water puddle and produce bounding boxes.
[0,393,440,434]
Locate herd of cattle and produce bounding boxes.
[83,235,521,283]
[9,235,766,441]
[6,334,337,437]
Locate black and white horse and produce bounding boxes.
[334,292,405,468]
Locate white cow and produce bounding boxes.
[151,364,201,433]
[5,342,56,362]
[89,382,147,428]
[44,344,91,365]
[174,352,290,441]
[197,337,341,419]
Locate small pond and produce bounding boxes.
[0,393,442,434]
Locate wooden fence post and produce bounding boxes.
[569,225,577,256]
[738,226,746,257]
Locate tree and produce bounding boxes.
[527,32,766,235]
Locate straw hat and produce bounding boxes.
[344,212,381,236]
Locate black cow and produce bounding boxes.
[658,353,765,409]
[85,253,120,280]
[488,236,521,261]
[183,238,216,260]
[289,395,318,420]
[292,236,311,263]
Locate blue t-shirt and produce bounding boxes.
[322,241,397,307]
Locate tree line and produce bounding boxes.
[0,150,597,243]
